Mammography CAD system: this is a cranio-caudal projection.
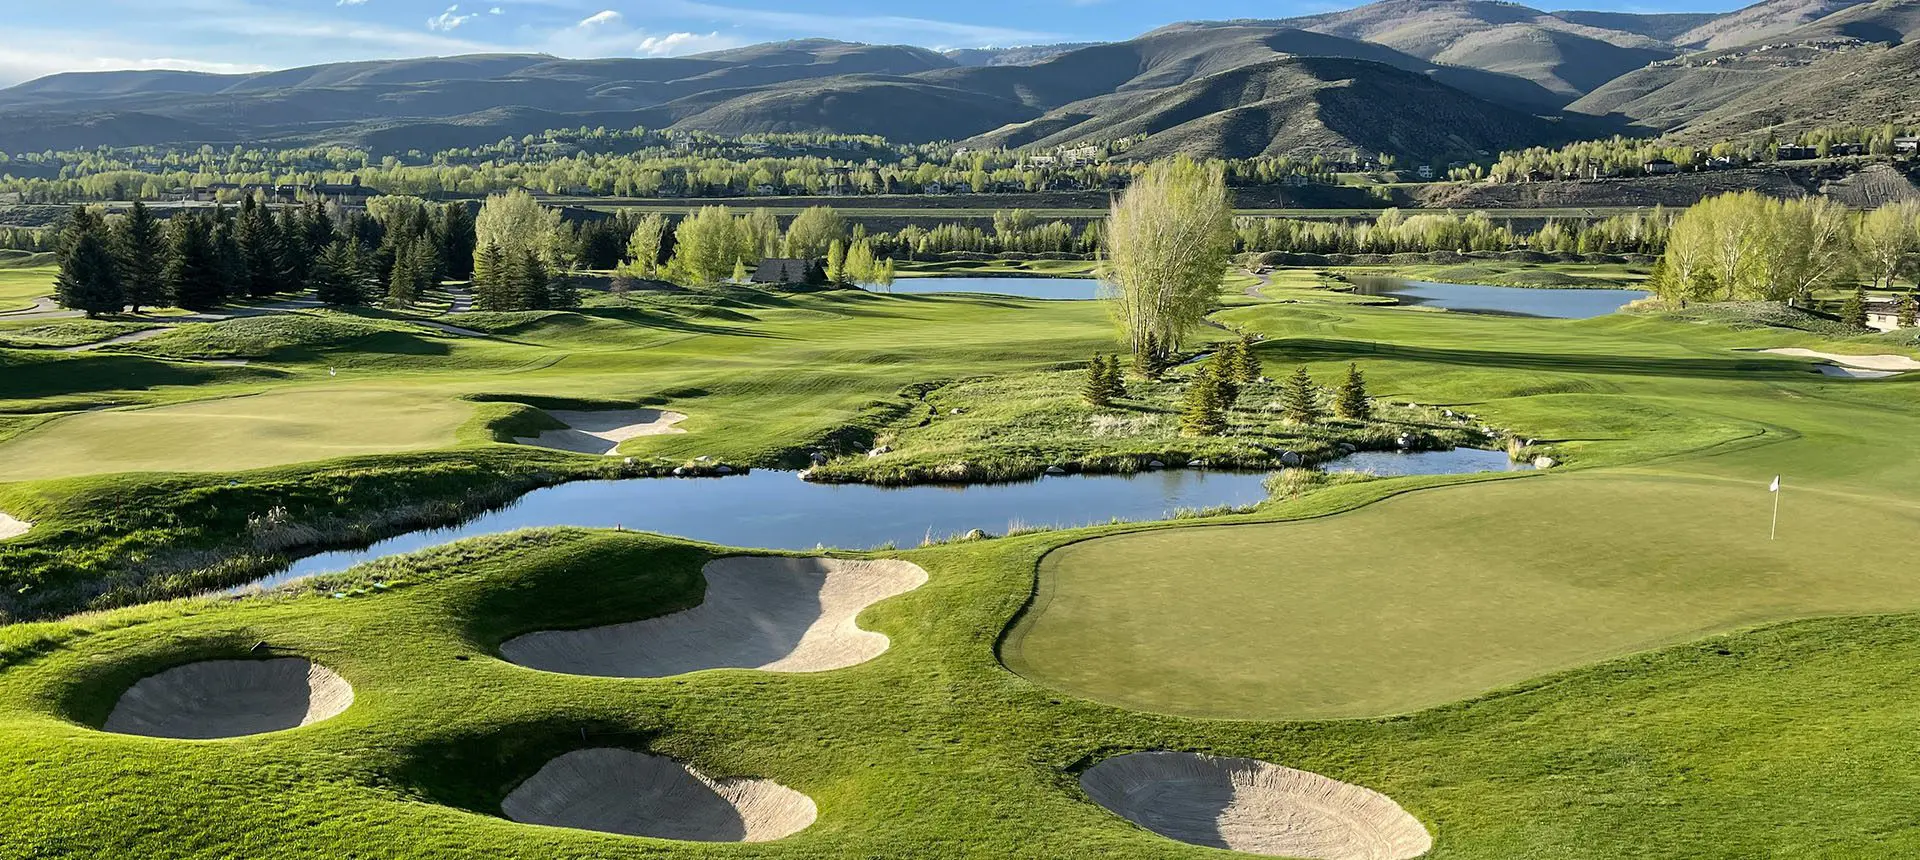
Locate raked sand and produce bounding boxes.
[1759,348,1920,372]
[103,658,353,739]
[1080,752,1430,860]
[503,748,815,842]
[501,557,928,678]
[515,408,688,455]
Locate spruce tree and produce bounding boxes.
[438,203,477,280]
[1900,291,1919,329]
[1206,349,1241,406]
[1180,369,1227,437]
[1279,366,1321,425]
[112,200,165,312]
[276,207,312,291]
[386,239,422,309]
[474,242,512,311]
[548,268,580,309]
[54,207,124,317]
[314,241,364,306]
[163,215,223,311]
[1334,363,1371,421]
[515,248,551,310]
[1134,333,1164,379]
[1233,334,1261,382]
[1083,354,1113,407]
[236,197,281,298]
[211,217,250,302]
[1102,354,1126,401]
[1840,286,1869,329]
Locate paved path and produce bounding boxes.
[1245,268,1273,299]
[57,327,170,353]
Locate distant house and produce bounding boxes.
[1896,137,1920,154]
[1865,299,1909,333]
[750,258,817,285]
[1830,143,1867,157]
[1645,159,1681,175]
[1776,145,1819,161]
[1415,165,1435,180]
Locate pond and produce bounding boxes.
[241,448,1530,590]
[883,277,1101,301]
[1349,277,1649,319]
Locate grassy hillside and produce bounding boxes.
[973,57,1572,161]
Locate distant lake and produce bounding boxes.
[1350,277,1649,319]
[885,277,1102,301]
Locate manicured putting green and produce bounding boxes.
[0,387,476,480]
[1006,472,1920,720]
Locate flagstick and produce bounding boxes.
[1771,488,1780,541]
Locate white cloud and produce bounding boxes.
[637,31,738,56]
[578,10,621,28]
[336,0,368,6]
[427,4,479,31]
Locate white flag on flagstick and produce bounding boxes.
[1769,476,1783,540]
[1769,476,1780,493]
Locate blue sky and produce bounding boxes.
[0,0,1751,86]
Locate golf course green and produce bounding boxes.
[3,266,1920,857]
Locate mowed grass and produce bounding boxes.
[1010,473,1920,720]
[0,266,53,312]
[1006,293,1920,720]
[0,388,479,481]
[0,289,1121,479]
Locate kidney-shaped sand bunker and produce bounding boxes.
[501,557,928,678]
[503,748,816,842]
[1080,752,1431,860]
[103,658,354,739]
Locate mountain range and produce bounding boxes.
[0,0,1914,163]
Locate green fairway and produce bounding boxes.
[0,266,53,312]
[0,388,481,481]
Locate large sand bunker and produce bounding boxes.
[502,748,816,842]
[103,658,353,739]
[503,557,927,677]
[514,409,687,455]
[1758,348,1920,372]
[0,511,29,540]
[1080,752,1430,860]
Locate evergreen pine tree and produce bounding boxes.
[548,268,580,309]
[438,203,477,280]
[1233,334,1262,382]
[211,217,250,301]
[276,207,312,291]
[1102,354,1126,401]
[1134,333,1163,379]
[313,241,364,306]
[1180,369,1227,437]
[1083,354,1113,407]
[515,249,551,310]
[1334,363,1371,421]
[474,242,512,311]
[1840,286,1869,328]
[1207,349,1241,406]
[163,215,223,311]
[1900,291,1919,329]
[1280,366,1321,425]
[387,239,421,309]
[54,207,124,317]
[112,200,165,312]
[236,197,281,298]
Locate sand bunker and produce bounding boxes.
[514,409,687,456]
[1758,348,1920,372]
[1080,752,1431,860]
[0,512,29,541]
[1815,364,1902,379]
[501,557,927,678]
[503,748,815,841]
[103,658,353,739]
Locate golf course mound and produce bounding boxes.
[1080,752,1430,860]
[0,511,29,540]
[501,557,927,677]
[501,748,816,842]
[513,408,687,455]
[103,658,353,739]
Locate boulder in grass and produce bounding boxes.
[1045,465,1067,476]
[1280,451,1304,467]
[1533,456,1558,469]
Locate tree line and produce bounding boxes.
[1232,209,1671,256]
[1649,192,1920,320]
[53,198,480,316]
[1481,124,1920,183]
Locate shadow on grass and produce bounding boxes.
[1260,337,1823,381]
